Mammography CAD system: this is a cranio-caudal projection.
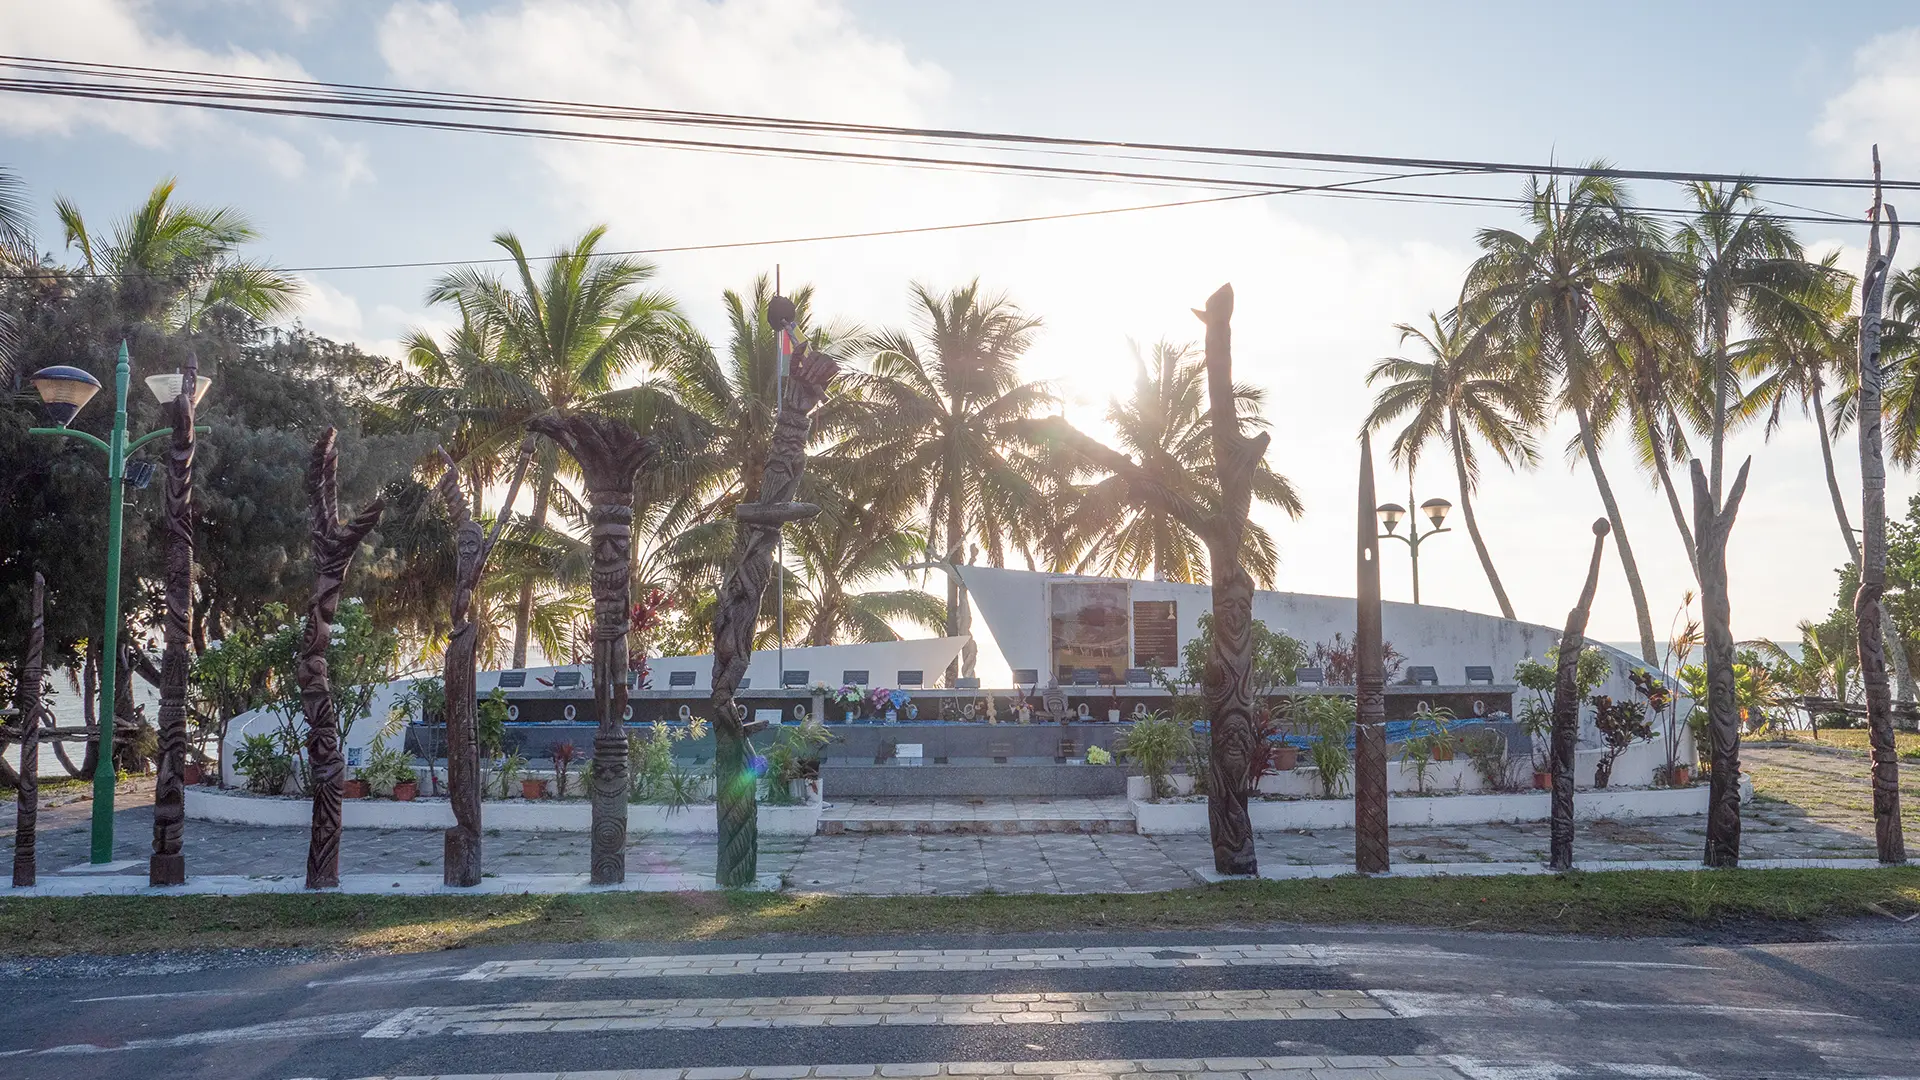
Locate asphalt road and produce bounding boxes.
[0,924,1915,1080]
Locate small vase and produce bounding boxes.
[522,778,549,800]
[1270,745,1298,772]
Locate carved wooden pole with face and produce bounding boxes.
[150,352,197,886]
[1549,519,1611,871]
[526,412,655,885]
[1021,285,1264,876]
[301,427,385,890]
[1855,148,1908,866]
[12,572,46,887]
[711,337,840,888]
[435,440,532,887]
[1354,433,1388,873]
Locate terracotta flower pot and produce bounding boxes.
[1433,745,1455,762]
[182,762,203,786]
[391,779,418,802]
[1269,745,1299,771]
[1667,764,1691,787]
[343,778,369,799]
[522,778,549,800]
[1532,770,1551,790]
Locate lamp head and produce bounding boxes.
[1421,497,1453,529]
[143,373,212,406]
[1376,502,1406,533]
[30,366,103,428]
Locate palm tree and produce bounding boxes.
[788,467,948,645]
[1365,309,1539,619]
[54,177,300,330]
[425,226,682,668]
[1063,339,1300,587]
[0,164,32,384]
[852,281,1055,684]
[1669,180,1821,505]
[1739,253,1858,560]
[1465,169,1666,662]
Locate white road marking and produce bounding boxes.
[71,988,261,1003]
[1,1011,394,1057]
[455,943,1329,980]
[1372,990,1856,1023]
[359,988,1392,1037]
[305,965,469,987]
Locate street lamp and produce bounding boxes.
[26,341,209,864]
[1375,481,1452,605]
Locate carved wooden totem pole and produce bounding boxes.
[1354,434,1388,873]
[12,573,47,887]
[711,329,840,888]
[150,353,197,886]
[1549,520,1611,871]
[1027,285,1266,875]
[1855,148,1909,866]
[526,412,655,885]
[435,441,532,886]
[300,428,385,889]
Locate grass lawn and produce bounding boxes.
[2,867,1916,957]
[1761,728,1920,758]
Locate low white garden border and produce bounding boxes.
[186,787,823,835]
[1130,783,1734,835]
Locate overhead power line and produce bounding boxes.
[2,54,1913,193]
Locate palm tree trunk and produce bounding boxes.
[510,473,552,669]
[1814,384,1914,703]
[944,490,971,685]
[1450,420,1516,620]
[1575,403,1659,663]
[1153,512,1172,583]
[1637,406,1699,576]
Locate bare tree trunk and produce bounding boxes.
[12,572,45,887]
[1450,420,1516,620]
[510,472,552,670]
[711,341,840,887]
[436,440,533,887]
[1574,403,1658,663]
[300,428,386,890]
[150,352,197,886]
[1855,153,1908,865]
[526,414,655,884]
[1550,521,1612,870]
[1694,458,1752,868]
[1354,434,1389,873]
[1643,417,1699,576]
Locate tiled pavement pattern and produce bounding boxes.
[3,747,1894,893]
[363,988,1393,1036]
[457,944,1328,981]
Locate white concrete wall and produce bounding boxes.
[959,564,1694,758]
[186,787,823,835]
[1131,786,1715,834]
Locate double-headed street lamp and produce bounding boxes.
[1375,482,1452,605]
[27,341,209,864]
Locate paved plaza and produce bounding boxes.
[2,746,1906,895]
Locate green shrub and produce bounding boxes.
[1295,695,1354,797]
[234,733,293,795]
[1118,710,1190,799]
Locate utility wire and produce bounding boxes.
[3,53,1915,192]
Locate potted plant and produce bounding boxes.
[522,775,549,799]
[343,774,370,799]
[1116,709,1189,800]
[1399,732,1435,794]
[1590,694,1653,789]
[550,741,578,798]
[392,775,419,801]
[1270,742,1299,771]
[495,751,528,799]
[1631,668,1688,786]
[1297,695,1355,798]
[183,760,204,786]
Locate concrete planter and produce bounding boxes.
[1130,783,1717,835]
[188,785,824,835]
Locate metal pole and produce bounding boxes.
[1406,480,1421,606]
[91,340,131,864]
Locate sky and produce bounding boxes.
[9,0,1920,660]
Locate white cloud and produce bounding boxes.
[1816,27,1920,159]
[0,0,311,145]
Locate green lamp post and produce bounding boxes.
[28,341,210,864]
